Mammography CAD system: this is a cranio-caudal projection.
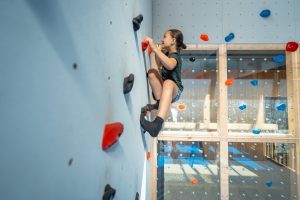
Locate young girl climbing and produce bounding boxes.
[140,29,186,137]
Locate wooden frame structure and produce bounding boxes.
[150,44,300,200]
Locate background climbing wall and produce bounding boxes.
[0,0,152,199]
[153,0,300,44]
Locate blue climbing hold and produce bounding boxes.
[250,80,258,86]
[225,33,235,42]
[266,181,273,187]
[260,9,271,18]
[157,156,164,167]
[276,103,286,111]
[272,55,285,63]
[252,129,261,134]
[239,104,247,110]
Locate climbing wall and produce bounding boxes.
[157,141,221,200]
[153,0,300,44]
[164,50,218,130]
[156,48,299,199]
[228,142,298,199]
[226,50,289,134]
[0,0,153,199]
[156,140,298,200]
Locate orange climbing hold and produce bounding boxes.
[191,178,198,185]
[141,40,149,51]
[102,122,124,150]
[200,34,209,41]
[177,104,186,111]
[147,152,151,160]
[225,78,235,86]
[286,42,299,52]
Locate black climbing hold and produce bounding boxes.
[68,158,73,166]
[102,184,116,200]
[141,102,159,114]
[73,63,77,70]
[135,192,139,200]
[189,57,196,62]
[133,14,143,31]
[123,73,134,94]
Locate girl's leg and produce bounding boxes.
[147,69,163,100]
[157,79,179,119]
[140,79,178,137]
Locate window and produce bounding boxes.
[152,44,300,200]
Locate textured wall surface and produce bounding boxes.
[0,0,152,199]
[153,0,300,44]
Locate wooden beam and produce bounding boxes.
[220,140,229,200]
[209,72,217,99]
[185,44,285,51]
[287,49,300,136]
[286,47,300,199]
[182,70,287,80]
[217,44,228,136]
[185,44,219,51]
[158,131,299,143]
[271,70,280,97]
[296,141,300,199]
[227,132,299,143]
[288,48,300,198]
[164,122,196,129]
[288,146,296,171]
[255,95,265,129]
[217,44,229,199]
[164,122,278,130]
[158,131,220,141]
[226,44,285,50]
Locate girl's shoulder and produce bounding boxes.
[168,52,182,65]
[169,52,181,58]
[167,51,180,56]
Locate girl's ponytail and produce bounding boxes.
[168,29,186,52]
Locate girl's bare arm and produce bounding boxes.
[145,37,177,70]
[152,49,177,70]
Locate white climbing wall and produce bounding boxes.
[0,0,152,199]
[153,0,300,44]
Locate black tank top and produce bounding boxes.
[160,52,184,91]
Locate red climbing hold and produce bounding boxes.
[225,78,235,86]
[200,34,209,41]
[286,42,299,52]
[148,46,152,55]
[102,122,124,150]
[142,40,149,51]
[191,178,198,185]
[147,151,151,160]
